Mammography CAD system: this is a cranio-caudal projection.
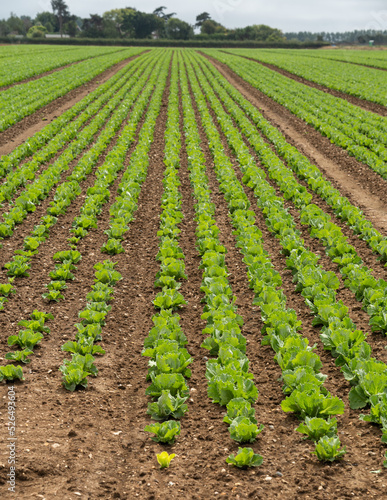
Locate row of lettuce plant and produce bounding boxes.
[0,46,126,87]
[203,50,387,179]
[0,310,54,381]
[0,52,149,174]
[210,50,387,140]
[191,53,387,335]
[0,47,146,132]
[195,53,387,265]
[0,52,156,240]
[0,52,171,379]
[0,52,162,313]
[183,51,346,462]
[55,50,171,391]
[59,259,122,391]
[187,54,387,461]
[226,49,387,107]
[0,52,151,202]
[179,52,264,467]
[42,52,167,303]
[143,54,192,446]
[48,51,170,390]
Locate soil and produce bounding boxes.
[0,50,387,500]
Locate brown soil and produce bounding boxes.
[0,51,387,500]
[220,51,387,117]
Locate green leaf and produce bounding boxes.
[296,417,338,441]
[0,364,24,381]
[313,435,346,462]
[226,447,263,468]
[144,420,181,444]
[156,451,176,469]
[229,417,264,443]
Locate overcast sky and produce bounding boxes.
[1,0,387,32]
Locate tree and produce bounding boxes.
[81,14,105,38]
[234,24,284,42]
[64,16,78,37]
[103,8,132,37]
[195,12,211,28]
[20,16,33,33]
[35,11,58,32]
[7,13,26,35]
[0,20,11,37]
[51,0,70,37]
[27,23,47,38]
[153,6,175,20]
[201,19,226,35]
[166,18,194,39]
[121,9,162,38]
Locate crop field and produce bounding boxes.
[0,46,387,499]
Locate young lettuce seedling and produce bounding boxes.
[156,451,176,469]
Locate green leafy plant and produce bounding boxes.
[156,451,176,469]
[8,330,43,350]
[145,373,189,398]
[0,365,24,381]
[226,447,263,468]
[42,290,64,302]
[62,338,105,356]
[223,398,257,425]
[0,280,15,297]
[5,349,33,363]
[53,250,81,263]
[59,353,97,391]
[46,280,67,291]
[147,390,188,420]
[153,289,187,310]
[229,417,264,443]
[144,420,181,444]
[296,417,338,441]
[101,238,124,255]
[312,435,346,462]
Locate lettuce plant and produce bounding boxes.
[144,420,181,444]
[147,390,188,420]
[153,289,187,310]
[296,417,338,441]
[226,447,263,468]
[8,330,43,350]
[145,373,189,398]
[229,417,264,443]
[223,398,257,425]
[101,238,124,255]
[62,339,105,356]
[0,365,24,382]
[156,451,176,469]
[313,435,346,462]
[5,349,33,364]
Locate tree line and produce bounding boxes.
[1,1,385,44]
[0,2,284,42]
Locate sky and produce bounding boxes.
[1,0,387,33]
